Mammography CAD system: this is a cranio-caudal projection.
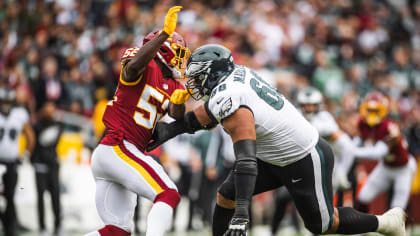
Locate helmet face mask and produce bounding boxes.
[184,44,235,101]
[186,73,210,100]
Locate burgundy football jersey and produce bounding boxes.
[100,47,185,152]
[358,117,410,167]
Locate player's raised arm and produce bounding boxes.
[122,6,182,83]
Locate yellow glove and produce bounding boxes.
[162,6,182,36]
[170,89,191,104]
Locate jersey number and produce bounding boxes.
[134,85,168,129]
[249,71,284,110]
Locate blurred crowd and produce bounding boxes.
[1,0,420,234]
[0,0,419,134]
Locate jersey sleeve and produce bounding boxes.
[206,83,246,123]
[121,47,140,64]
[384,120,401,143]
[119,47,143,86]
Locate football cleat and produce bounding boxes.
[377,207,406,236]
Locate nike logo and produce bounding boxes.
[291,178,302,183]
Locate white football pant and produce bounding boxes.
[358,157,417,209]
[91,140,178,233]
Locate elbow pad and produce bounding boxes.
[233,139,258,176]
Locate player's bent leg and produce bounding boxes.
[333,207,379,234]
[144,189,180,236]
[95,179,137,233]
[146,201,175,236]
[286,138,335,234]
[83,231,101,236]
[213,193,235,236]
[212,174,236,236]
[391,159,416,209]
[98,225,131,236]
[111,141,181,236]
[357,163,390,206]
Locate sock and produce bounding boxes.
[97,225,130,236]
[212,204,234,236]
[146,202,173,236]
[336,207,378,234]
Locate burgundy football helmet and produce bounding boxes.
[143,30,191,79]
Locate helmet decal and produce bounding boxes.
[186,60,213,78]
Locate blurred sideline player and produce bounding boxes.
[355,92,417,211]
[147,44,407,236]
[0,87,35,236]
[84,6,192,236]
[297,87,354,192]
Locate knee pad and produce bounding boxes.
[154,189,180,209]
[304,222,323,235]
[98,225,130,236]
[217,182,235,202]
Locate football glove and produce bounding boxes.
[147,121,185,152]
[223,218,249,236]
[162,6,182,36]
[170,89,191,104]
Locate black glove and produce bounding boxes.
[146,120,187,152]
[223,217,249,236]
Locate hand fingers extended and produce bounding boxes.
[168,6,182,15]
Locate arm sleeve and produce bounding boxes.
[354,140,389,160]
[312,111,339,137]
[334,133,356,175]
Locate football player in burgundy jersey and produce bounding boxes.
[355,92,416,211]
[84,6,192,236]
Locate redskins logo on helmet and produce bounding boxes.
[143,30,191,79]
[360,91,389,127]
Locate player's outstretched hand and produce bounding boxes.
[170,89,191,104]
[223,218,249,236]
[162,6,182,36]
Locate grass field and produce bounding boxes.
[16,225,420,236]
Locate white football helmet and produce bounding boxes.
[297,87,323,118]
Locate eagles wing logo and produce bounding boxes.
[218,97,232,118]
[186,61,213,77]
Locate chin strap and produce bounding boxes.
[156,52,182,79]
